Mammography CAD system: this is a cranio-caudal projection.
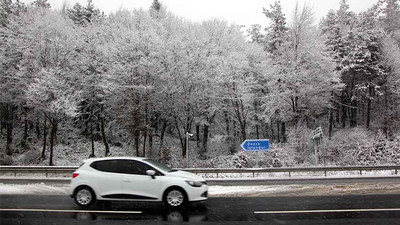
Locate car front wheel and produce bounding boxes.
[164,188,187,208]
[74,186,96,208]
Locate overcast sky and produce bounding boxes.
[24,0,378,27]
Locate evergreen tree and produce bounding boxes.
[246,24,265,44]
[30,0,50,9]
[262,0,289,53]
[150,0,161,12]
[67,3,85,25]
[67,0,103,25]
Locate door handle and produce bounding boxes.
[123,180,132,182]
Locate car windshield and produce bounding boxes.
[143,159,177,173]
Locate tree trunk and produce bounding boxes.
[84,120,88,135]
[202,124,209,156]
[383,85,389,138]
[174,118,186,158]
[270,119,274,142]
[351,100,358,127]
[160,120,168,147]
[276,120,280,143]
[329,107,333,139]
[90,122,95,157]
[253,100,260,139]
[142,130,147,158]
[99,114,109,156]
[224,111,233,153]
[231,120,237,155]
[255,124,260,139]
[21,107,28,149]
[366,86,372,129]
[196,124,200,147]
[5,104,13,156]
[240,121,246,143]
[148,134,153,158]
[36,118,41,139]
[341,92,346,128]
[49,119,57,166]
[263,123,269,140]
[281,122,286,143]
[335,108,340,125]
[41,117,47,159]
[350,81,357,127]
[134,129,140,157]
[224,111,230,136]
[0,105,4,135]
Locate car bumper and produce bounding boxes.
[187,185,208,202]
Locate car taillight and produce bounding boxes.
[72,173,79,178]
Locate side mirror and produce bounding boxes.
[146,170,156,179]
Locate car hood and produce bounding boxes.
[166,170,205,181]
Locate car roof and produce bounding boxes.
[83,156,149,164]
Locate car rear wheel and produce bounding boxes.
[164,188,186,208]
[75,186,96,208]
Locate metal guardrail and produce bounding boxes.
[185,165,400,178]
[1,165,399,178]
[0,166,77,177]
[2,176,400,186]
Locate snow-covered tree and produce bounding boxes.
[67,0,103,26]
[18,8,81,165]
[263,0,289,53]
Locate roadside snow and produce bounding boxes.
[0,183,69,195]
[208,185,296,197]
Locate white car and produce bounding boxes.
[70,157,208,208]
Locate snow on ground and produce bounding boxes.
[2,183,400,197]
[208,185,297,197]
[0,183,70,195]
[209,183,400,197]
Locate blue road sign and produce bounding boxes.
[240,139,270,151]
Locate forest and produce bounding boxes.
[0,0,400,167]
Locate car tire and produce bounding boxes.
[164,187,187,208]
[74,186,96,208]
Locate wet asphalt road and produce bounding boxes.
[1,194,400,224]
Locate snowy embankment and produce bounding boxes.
[2,183,400,197]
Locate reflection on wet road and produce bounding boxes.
[73,202,208,222]
[2,195,400,224]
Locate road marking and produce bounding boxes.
[255,208,400,214]
[0,208,142,214]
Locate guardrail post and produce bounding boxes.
[395,169,398,175]
[324,170,327,177]
[359,170,362,175]
[217,173,219,178]
[253,172,255,178]
[288,171,291,177]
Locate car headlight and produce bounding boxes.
[185,180,206,187]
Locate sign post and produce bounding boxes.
[311,127,323,166]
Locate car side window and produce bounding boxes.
[90,160,119,173]
[119,160,160,175]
